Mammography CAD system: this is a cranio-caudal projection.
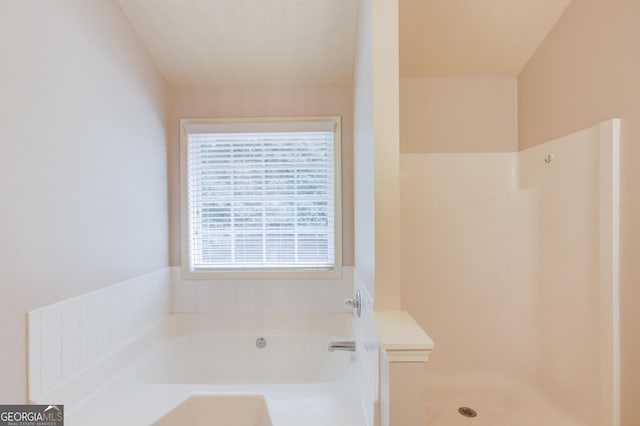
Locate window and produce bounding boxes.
[180,117,342,278]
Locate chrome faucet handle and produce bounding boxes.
[344,289,362,317]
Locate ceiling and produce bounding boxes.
[400,0,572,77]
[117,0,359,86]
[118,0,571,86]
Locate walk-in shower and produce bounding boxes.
[400,120,620,426]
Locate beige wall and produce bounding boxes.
[518,1,640,424]
[0,0,168,403]
[167,83,354,267]
[400,77,518,153]
[371,0,402,310]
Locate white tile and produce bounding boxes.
[95,296,110,358]
[122,286,136,341]
[209,281,237,312]
[27,267,172,397]
[170,266,182,287]
[263,280,292,312]
[330,281,353,312]
[147,271,165,321]
[313,281,333,311]
[109,286,125,348]
[131,283,145,331]
[289,282,308,312]
[247,282,267,313]
[61,306,81,382]
[170,282,182,313]
[234,280,250,313]
[174,283,196,312]
[142,279,155,326]
[195,284,209,312]
[40,306,63,393]
[156,270,172,318]
[62,340,81,382]
[171,292,185,313]
[80,299,99,370]
[291,280,329,312]
[27,310,42,400]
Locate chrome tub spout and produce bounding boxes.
[328,341,356,352]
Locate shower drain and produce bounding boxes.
[458,407,477,418]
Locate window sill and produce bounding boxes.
[180,265,343,281]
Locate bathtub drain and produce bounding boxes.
[256,337,267,349]
[458,407,477,418]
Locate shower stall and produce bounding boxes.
[400,120,620,426]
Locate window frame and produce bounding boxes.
[180,116,343,280]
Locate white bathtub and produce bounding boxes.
[60,313,365,426]
[136,333,351,384]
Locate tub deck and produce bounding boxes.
[67,379,365,426]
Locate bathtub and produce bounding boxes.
[136,333,351,384]
[59,313,365,426]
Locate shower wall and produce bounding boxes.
[400,123,616,425]
[518,3,639,421]
[519,125,611,426]
[400,153,538,384]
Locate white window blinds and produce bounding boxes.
[185,125,337,271]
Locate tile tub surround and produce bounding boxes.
[171,266,354,313]
[48,312,365,426]
[27,268,171,402]
[27,266,355,405]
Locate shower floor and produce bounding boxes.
[424,375,582,426]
